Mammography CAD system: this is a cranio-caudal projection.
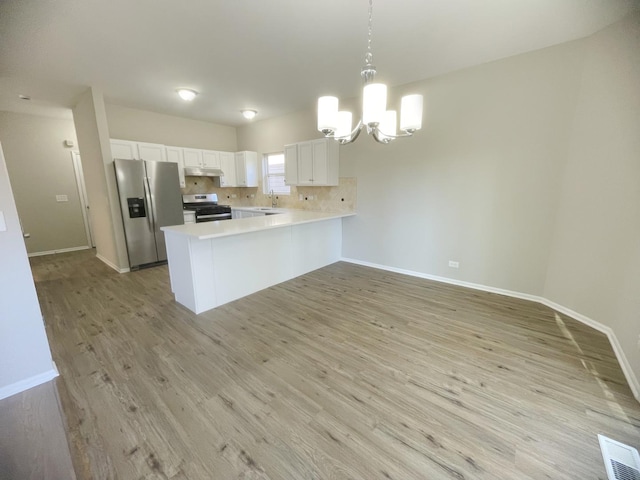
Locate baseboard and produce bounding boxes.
[0,362,59,401]
[28,245,90,257]
[340,257,640,403]
[96,253,130,273]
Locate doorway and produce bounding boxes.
[71,151,95,248]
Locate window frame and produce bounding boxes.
[262,152,291,195]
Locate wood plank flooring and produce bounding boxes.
[25,250,640,479]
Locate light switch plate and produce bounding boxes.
[56,194,68,202]
[0,211,6,232]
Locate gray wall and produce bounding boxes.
[105,103,237,151]
[0,111,87,254]
[544,13,640,390]
[238,14,640,395]
[0,141,55,396]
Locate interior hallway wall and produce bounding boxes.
[0,111,87,254]
[73,88,128,271]
[0,141,56,399]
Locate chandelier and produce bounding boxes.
[317,0,423,144]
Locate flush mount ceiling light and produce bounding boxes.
[241,109,258,120]
[317,0,423,144]
[177,88,198,101]
[18,94,31,100]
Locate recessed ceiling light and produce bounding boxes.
[18,94,31,101]
[177,89,198,101]
[241,109,257,120]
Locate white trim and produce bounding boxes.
[0,362,59,401]
[71,150,95,248]
[341,257,640,403]
[96,253,130,273]
[28,245,90,257]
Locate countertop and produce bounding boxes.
[162,210,355,240]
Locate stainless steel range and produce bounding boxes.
[182,194,232,222]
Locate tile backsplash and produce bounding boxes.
[182,176,357,213]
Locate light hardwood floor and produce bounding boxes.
[20,250,640,478]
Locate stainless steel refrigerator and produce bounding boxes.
[114,159,184,269]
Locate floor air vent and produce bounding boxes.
[599,435,640,480]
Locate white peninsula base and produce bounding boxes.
[162,212,351,314]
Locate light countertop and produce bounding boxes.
[162,210,355,240]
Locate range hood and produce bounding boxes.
[184,166,224,177]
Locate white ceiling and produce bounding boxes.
[1,0,638,125]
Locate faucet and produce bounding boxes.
[270,189,278,208]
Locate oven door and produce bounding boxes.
[196,213,232,222]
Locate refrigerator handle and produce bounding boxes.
[143,176,154,232]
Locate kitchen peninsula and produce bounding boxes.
[161,210,354,313]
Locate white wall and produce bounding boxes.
[0,111,87,254]
[0,141,57,400]
[105,104,237,151]
[544,13,640,395]
[73,88,128,271]
[240,39,586,296]
[238,14,640,399]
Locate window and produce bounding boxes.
[263,152,290,195]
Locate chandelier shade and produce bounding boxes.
[317,0,423,145]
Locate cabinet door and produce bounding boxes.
[297,141,314,185]
[110,139,139,160]
[284,144,298,185]
[183,148,202,168]
[243,151,258,187]
[235,152,247,186]
[137,142,166,162]
[165,146,186,188]
[202,150,220,168]
[219,152,236,187]
[312,139,328,185]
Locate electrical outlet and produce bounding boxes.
[309,195,314,200]
[231,194,237,198]
[250,194,255,198]
[448,260,459,269]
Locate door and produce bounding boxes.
[114,159,158,267]
[183,148,202,167]
[166,146,186,188]
[202,150,220,168]
[235,152,247,186]
[297,141,314,185]
[71,151,95,247]
[138,142,166,162]
[145,161,183,262]
[312,139,328,185]
[110,139,139,160]
[284,144,298,185]
[219,152,236,187]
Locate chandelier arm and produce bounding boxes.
[328,120,365,144]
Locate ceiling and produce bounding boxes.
[1,0,638,125]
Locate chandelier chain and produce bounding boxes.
[365,0,373,65]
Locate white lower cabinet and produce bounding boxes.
[284,138,339,186]
[232,208,266,219]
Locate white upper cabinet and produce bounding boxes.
[284,138,338,186]
[137,142,166,162]
[218,151,237,187]
[182,148,203,168]
[165,146,186,188]
[284,144,298,185]
[235,151,258,187]
[110,139,139,160]
[202,150,220,169]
